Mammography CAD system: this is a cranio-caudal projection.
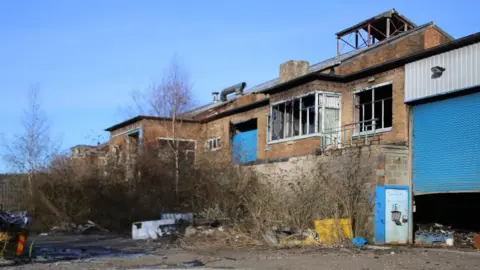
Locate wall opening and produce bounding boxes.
[233,118,257,133]
[127,131,140,154]
[414,193,480,247]
[232,118,258,164]
[355,84,392,132]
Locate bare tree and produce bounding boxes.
[124,55,196,198]
[1,86,57,197]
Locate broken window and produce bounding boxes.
[125,129,142,164]
[301,94,315,135]
[354,83,392,133]
[204,137,221,152]
[268,92,341,142]
[271,103,285,140]
[158,138,196,166]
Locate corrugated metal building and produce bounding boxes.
[405,39,480,195]
[405,34,480,244]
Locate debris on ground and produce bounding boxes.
[352,237,367,247]
[314,218,353,245]
[180,225,261,249]
[132,212,193,240]
[415,223,477,247]
[0,209,30,260]
[0,210,29,229]
[263,229,279,246]
[275,228,320,247]
[184,226,197,238]
[132,219,176,240]
[50,220,108,235]
[364,245,392,250]
[181,259,205,267]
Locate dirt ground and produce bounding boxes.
[2,234,480,269]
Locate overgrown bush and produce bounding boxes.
[25,146,375,242]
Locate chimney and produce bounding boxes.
[279,60,309,83]
[212,92,219,103]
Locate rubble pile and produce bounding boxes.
[415,223,476,247]
[0,210,29,229]
[267,227,321,247]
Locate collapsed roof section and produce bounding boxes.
[336,9,417,55]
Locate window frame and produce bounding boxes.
[353,81,393,136]
[267,91,341,144]
[157,137,197,163]
[204,136,221,152]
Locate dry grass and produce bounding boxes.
[21,146,374,245]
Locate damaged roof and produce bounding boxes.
[105,11,469,132]
[178,11,450,119]
[335,8,417,37]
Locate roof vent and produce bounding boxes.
[220,82,247,102]
[212,92,219,103]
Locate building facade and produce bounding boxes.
[72,9,480,244]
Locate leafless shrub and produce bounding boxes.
[26,141,374,245]
[122,54,197,198]
[203,147,375,242]
[1,86,59,199]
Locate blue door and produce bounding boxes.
[375,186,410,244]
[385,188,409,244]
[413,92,480,194]
[232,129,258,164]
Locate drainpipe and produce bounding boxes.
[408,106,414,244]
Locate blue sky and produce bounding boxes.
[0,1,478,172]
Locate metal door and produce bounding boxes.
[385,188,409,244]
[412,92,480,194]
[232,129,258,164]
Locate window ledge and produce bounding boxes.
[268,133,321,145]
[354,127,392,137]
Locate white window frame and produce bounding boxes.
[267,91,341,144]
[353,82,393,136]
[204,137,221,152]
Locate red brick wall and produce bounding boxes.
[423,27,451,49]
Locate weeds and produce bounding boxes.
[13,146,375,244]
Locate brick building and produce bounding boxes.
[75,8,480,245]
[103,9,452,165]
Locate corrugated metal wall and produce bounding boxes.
[405,42,480,102]
[412,92,480,194]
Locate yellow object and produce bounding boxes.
[314,218,353,245]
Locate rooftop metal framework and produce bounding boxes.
[336,9,416,55]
